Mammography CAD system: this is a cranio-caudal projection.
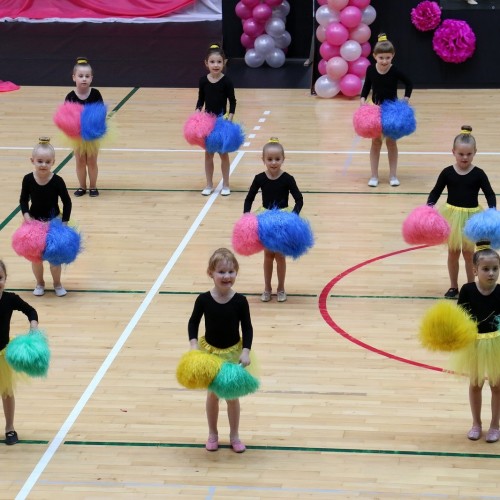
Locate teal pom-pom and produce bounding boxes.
[208,362,260,400]
[5,329,50,377]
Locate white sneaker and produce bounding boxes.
[201,187,213,196]
[389,177,400,187]
[368,177,378,187]
[277,291,287,302]
[261,291,271,302]
[33,285,45,296]
[221,188,231,196]
[54,286,67,297]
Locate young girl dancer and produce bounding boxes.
[19,137,72,296]
[196,43,237,196]
[360,33,413,187]
[427,126,496,298]
[65,56,104,197]
[243,138,303,302]
[188,248,253,452]
[0,260,39,444]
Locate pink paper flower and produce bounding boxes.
[433,19,476,63]
[411,1,441,32]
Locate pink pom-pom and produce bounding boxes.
[53,102,84,138]
[11,220,49,263]
[402,205,450,245]
[432,19,476,64]
[232,213,264,256]
[411,1,441,32]
[183,111,217,149]
[353,105,382,139]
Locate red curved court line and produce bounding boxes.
[318,245,445,373]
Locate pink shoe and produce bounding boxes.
[467,425,482,441]
[205,436,219,451]
[230,439,246,453]
[486,428,500,443]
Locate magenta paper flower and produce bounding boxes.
[411,1,441,32]
[432,19,476,63]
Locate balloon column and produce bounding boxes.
[235,0,291,68]
[314,0,376,98]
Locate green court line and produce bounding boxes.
[62,440,500,459]
[10,440,49,445]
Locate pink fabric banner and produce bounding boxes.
[0,0,195,19]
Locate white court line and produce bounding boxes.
[15,153,246,500]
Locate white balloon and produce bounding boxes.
[245,49,265,68]
[254,34,276,56]
[265,17,286,37]
[273,0,290,18]
[266,48,286,68]
[340,40,362,61]
[314,75,341,98]
[361,5,376,26]
[273,30,291,49]
[315,5,340,27]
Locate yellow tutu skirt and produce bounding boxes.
[440,204,482,251]
[0,348,28,397]
[450,331,500,386]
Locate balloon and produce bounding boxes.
[316,5,340,27]
[326,56,349,79]
[339,6,362,28]
[361,5,377,25]
[349,22,371,44]
[318,58,328,75]
[348,56,370,77]
[316,24,327,43]
[314,75,341,98]
[266,48,286,68]
[273,0,290,17]
[235,1,253,20]
[244,49,265,68]
[243,18,265,37]
[319,41,341,60]
[242,0,259,7]
[254,34,275,56]
[340,73,362,97]
[328,0,349,10]
[360,41,371,58]
[273,31,291,49]
[340,39,362,61]
[264,0,282,6]
[241,32,256,49]
[349,0,371,8]
[265,17,285,37]
[325,22,349,46]
[318,0,328,4]
[253,3,272,22]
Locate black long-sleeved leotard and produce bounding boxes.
[65,88,103,105]
[427,166,496,208]
[0,292,38,351]
[188,292,253,350]
[458,282,500,334]
[20,173,72,222]
[195,75,236,116]
[243,172,303,214]
[360,65,413,105]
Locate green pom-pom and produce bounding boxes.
[209,362,260,400]
[5,329,50,377]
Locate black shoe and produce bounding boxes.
[5,430,18,445]
[444,288,459,299]
[74,188,86,197]
[89,189,99,197]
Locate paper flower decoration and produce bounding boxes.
[432,19,476,63]
[411,1,441,32]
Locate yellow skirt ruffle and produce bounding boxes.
[0,348,28,397]
[450,331,500,385]
[440,204,482,251]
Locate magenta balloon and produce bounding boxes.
[242,0,260,7]
[360,41,371,58]
[339,6,362,28]
[241,32,256,49]
[325,22,349,46]
[348,0,370,8]
[328,0,349,10]
[318,58,328,75]
[253,3,272,22]
[348,56,370,77]
[243,18,265,37]
[326,56,349,79]
[264,0,282,6]
[319,41,341,60]
[316,24,327,43]
[339,73,362,97]
[318,0,328,4]
[349,22,371,44]
[235,1,253,19]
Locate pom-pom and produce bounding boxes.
[381,100,417,140]
[80,102,108,141]
[53,102,83,138]
[176,350,224,389]
[353,105,382,139]
[463,209,500,249]
[402,205,450,245]
[257,208,314,259]
[5,329,50,377]
[411,1,441,32]
[232,213,264,256]
[205,117,245,154]
[432,19,476,64]
[183,111,217,149]
[208,362,260,400]
[11,220,48,263]
[419,300,478,352]
[42,218,82,266]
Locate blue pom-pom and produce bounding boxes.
[5,329,50,377]
[205,117,245,154]
[80,102,108,141]
[208,362,259,400]
[464,208,500,249]
[43,218,82,266]
[381,100,416,140]
[257,208,314,259]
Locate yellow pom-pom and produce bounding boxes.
[176,350,223,389]
[419,300,478,352]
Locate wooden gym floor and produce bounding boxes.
[1,87,500,499]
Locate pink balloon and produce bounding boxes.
[242,0,259,7]
[325,22,349,46]
[240,32,256,49]
[318,0,328,4]
[360,41,372,58]
[340,73,362,97]
[328,0,349,10]
[252,3,272,22]
[235,1,253,19]
[243,18,265,37]
[319,41,341,60]
[265,0,283,6]
[318,58,328,75]
[349,0,370,8]
[349,22,371,44]
[340,6,362,28]
[316,24,327,43]
[326,56,349,79]
[348,56,370,77]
